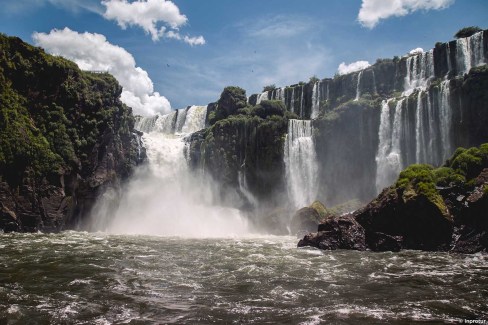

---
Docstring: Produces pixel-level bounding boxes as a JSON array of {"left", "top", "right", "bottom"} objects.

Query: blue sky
[{"left": 1, "top": 0, "right": 487, "bottom": 115}]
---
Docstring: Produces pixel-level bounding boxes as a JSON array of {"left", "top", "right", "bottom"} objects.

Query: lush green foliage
[
  {"left": 309, "top": 76, "right": 320, "bottom": 84},
  {"left": 262, "top": 84, "right": 276, "bottom": 92},
  {"left": 395, "top": 143, "right": 488, "bottom": 211},
  {"left": 250, "top": 100, "right": 285, "bottom": 118},
  {"left": 0, "top": 34, "right": 135, "bottom": 185},
  {"left": 454, "top": 26, "right": 482, "bottom": 39},
  {"left": 446, "top": 144, "right": 488, "bottom": 180}
]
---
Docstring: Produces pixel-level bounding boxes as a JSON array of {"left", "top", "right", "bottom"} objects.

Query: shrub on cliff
[
  {"left": 446, "top": 144, "right": 488, "bottom": 181},
  {"left": 454, "top": 26, "right": 482, "bottom": 39},
  {"left": 262, "top": 84, "right": 276, "bottom": 92},
  {"left": 211, "top": 86, "right": 248, "bottom": 125},
  {"left": 250, "top": 100, "right": 285, "bottom": 118}
]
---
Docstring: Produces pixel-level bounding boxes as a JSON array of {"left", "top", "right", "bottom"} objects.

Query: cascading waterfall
[
  {"left": 256, "top": 91, "right": 269, "bottom": 105},
  {"left": 455, "top": 31, "right": 486, "bottom": 75},
  {"left": 438, "top": 80, "right": 452, "bottom": 160},
  {"left": 90, "top": 104, "right": 249, "bottom": 236},
  {"left": 284, "top": 119, "right": 318, "bottom": 208},
  {"left": 404, "top": 50, "right": 434, "bottom": 95},
  {"left": 290, "top": 87, "right": 295, "bottom": 114},
  {"left": 181, "top": 105, "right": 208, "bottom": 134},
  {"left": 372, "top": 70, "right": 377, "bottom": 95},
  {"left": 354, "top": 71, "right": 363, "bottom": 101},
  {"left": 175, "top": 108, "right": 188, "bottom": 134},
  {"left": 375, "top": 99, "right": 405, "bottom": 192},
  {"left": 299, "top": 86, "right": 305, "bottom": 118},
  {"left": 311, "top": 81, "right": 320, "bottom": 119}
]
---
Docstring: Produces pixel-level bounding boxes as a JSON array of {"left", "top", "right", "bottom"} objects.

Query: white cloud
[
  {"left": 243, "top": 15, "right": 315, "bottom": 39},
  {"left": 166, "top": 31, "right": 206, "bottom": 46},
  {"left": 4, "top": 0, "right": 103, "bottom": 14},
  {"left": 409, "top": 47, "right": 424, "bottom": 55},
  {"left": 358, "top": 0, "right": 454, "bottom": 29},
  {"left": 32, "top": 28, "right": 170, "bottom": 116},
  {"left": 102, "top": 0, "right": 205, "bottom": 44},
  {"left": 337, "top": 61, "right": 371, "bottom": 75}
]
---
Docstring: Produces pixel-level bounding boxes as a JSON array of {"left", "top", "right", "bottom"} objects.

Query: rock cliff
[{"left": 0, "top": 34, "right": 141, "bottom": 232}]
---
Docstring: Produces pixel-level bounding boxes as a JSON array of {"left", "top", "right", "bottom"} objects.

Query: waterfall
[
  {"left": 372, "top": 70, "right": 377, "bottom": 95},
  {"left": 93, "top": 102, "right": 249, "bottom": 236},
  {"left": 135, "top": 115, "right": 159, "bottom": 133},
  {"left": 311, "top": 81, "right": 320, "bottom": 119},
  {"left": 354, "top": 71, "right": 363, "bottom": 101},
  {"left": 256, "top": 91, "right": 269, "bottom": 105},
  {"left": 404, "top": 50, "right": 434, "bottom": 95},
  {"left": 415, "top": 91, "right": 426, "bottom": 163},
  {"left": 238, "top": 170, "right": 258, "bottom": 208},
  {"left": 181, "top": 105, "right": 207, "bottom": 134},
  {"left": 375, "top": 99, "right": 404, "bottom": 192},
  {"left": 154, "top": 111, "right": 177, "bottom": 134},
  {"left": 290, "top": 87, "right": 295, "bottom": 114},
  {"left": 271, "top": 87, "right": 285, "bottom": 104},
  {"left": 455, "top": 31, "right": 486, "bottom": 75},
  {"left": 438, "top": 80, "right": 452, "bottom": 161},
  {"left": 299, "top": 86, "right": 304, "bottom": 118},
  {"left": 284, "top": 119, "right": 318, "bottom": 208},
  {"left": 175, "top": 108, "right": 188, "bottom": 134}
]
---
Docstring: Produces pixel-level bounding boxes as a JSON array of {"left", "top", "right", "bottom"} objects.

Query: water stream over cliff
[
  {"left": 89, "top": 105, "right": 250, "bottom": 237},
  {"left": 374, "top": 31, "right": 487, "bottom": 191},
  {"left": 284, "top": 119, "right": 318, "bottom": 208}
]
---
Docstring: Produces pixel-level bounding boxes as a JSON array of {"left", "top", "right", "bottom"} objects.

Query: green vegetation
[
  {"left": 446, "top": 144, "right": 488, "bottom": 181},
  {"left": 309, "top": 76, "right": 320, "bottom": 84},
  {"left": 262, "top": 84, "right": 276, "bottom": 92},
  {"left": 0, "top": 33, "right": 135, "bottom": 186},
  {"left": 454, "top": 26, "right": 482, "bottom": 39},
  {"left": 250, "top": 100, "right": 285, "bottom": 118},
  {"left": 394, "top": 143, "right": 488, "bottom": 213},
  {"left": 310, "top": 201, "right": 329, "bottom": 220}
]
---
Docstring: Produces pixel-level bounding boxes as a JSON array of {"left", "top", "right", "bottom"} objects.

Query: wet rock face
[
  {"left": 298, "top": 215, "right": 366, "bottom": 251},
  {"left": 355, "top": 188, "right": 454, "bottom": 251},
  {"left": 0, "top": 34, "right": 141, "bottom": 233}
]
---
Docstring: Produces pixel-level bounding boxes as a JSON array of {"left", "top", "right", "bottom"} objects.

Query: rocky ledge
[{"left": 299, "top": 144, "right": 488, "bottom": 254}]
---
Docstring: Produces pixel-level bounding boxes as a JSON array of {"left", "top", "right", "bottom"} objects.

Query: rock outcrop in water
[
  {"left": 0, "top": 34, "right": 141, "bottom": 232},
  {"left": 298, "top": 143, "right": 488, "bottom": 253}
]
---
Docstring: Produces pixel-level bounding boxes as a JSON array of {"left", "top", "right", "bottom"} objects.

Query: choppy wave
[{"left": 1, "top": 232, "right": 487, "bottom": 324}]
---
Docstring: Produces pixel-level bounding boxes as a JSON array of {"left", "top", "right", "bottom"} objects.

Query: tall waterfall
[
  {"left": 311, "top": 82, "right": 320, "bottom": 119},
  {"left": 375, "top": 99, "right": 404, "bottom": 192},
  {"left": 404, "top": 50, "right": 434, "bottom": 95},
  {"left": 284, "top": 119, "right": 318, "bottom": 208},
  {"left": 90, "top": 104, "right": 249, "bottom": 236},
  {"left": 455, "top": 31, "right": 485, "bottom": 75},
  {"left": 354, "top": 71, "right": 363, "bottom": 101},
  {"left": 256, "top": 91, "right": 269, "bottom": 105}
]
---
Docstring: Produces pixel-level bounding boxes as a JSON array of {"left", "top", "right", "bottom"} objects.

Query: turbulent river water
[{"left": 1, "top": 232, "right": 487, "bottom": 324}]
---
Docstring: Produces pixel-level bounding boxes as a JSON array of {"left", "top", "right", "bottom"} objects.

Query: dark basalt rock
[
  {"left": 298, "top": 215, "right": 366, "bottom": 251},
  {"left": 366, "top": 232, "right": 403, "bottom": 252},
  {"left": 0, "top": 34, "right": 141, "bottom": 233},
  {"left": 355, "top": 187, "right": 453, "bottom": 251}
]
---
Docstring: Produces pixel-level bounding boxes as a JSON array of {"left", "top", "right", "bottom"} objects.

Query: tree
[
  {"left": 263, "top": 84, "right": 276, "bottom": 92},
  {"left": 454, "top": 26, "right": 482, "bottom": 39}
]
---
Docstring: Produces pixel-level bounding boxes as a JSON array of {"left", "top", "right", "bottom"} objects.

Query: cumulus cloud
[
  {"left": 409, "top": 47, "right": 424, "bottom": 55},
  {"left": 358, "top": 0, "right": 454, "bottom": 29},
  {"left": 337, "top": 61, "right": 371, "bottom": 75},
  {"left": 32, "top": 28, "right": 170, "bottom": 116},
  {"left": 102, "top": 0, "right": 205, "bottom": 44}
]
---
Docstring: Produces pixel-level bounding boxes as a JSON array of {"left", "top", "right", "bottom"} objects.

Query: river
[{"left": 1, "top": 232, "right": 487, "bottom": 324}]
